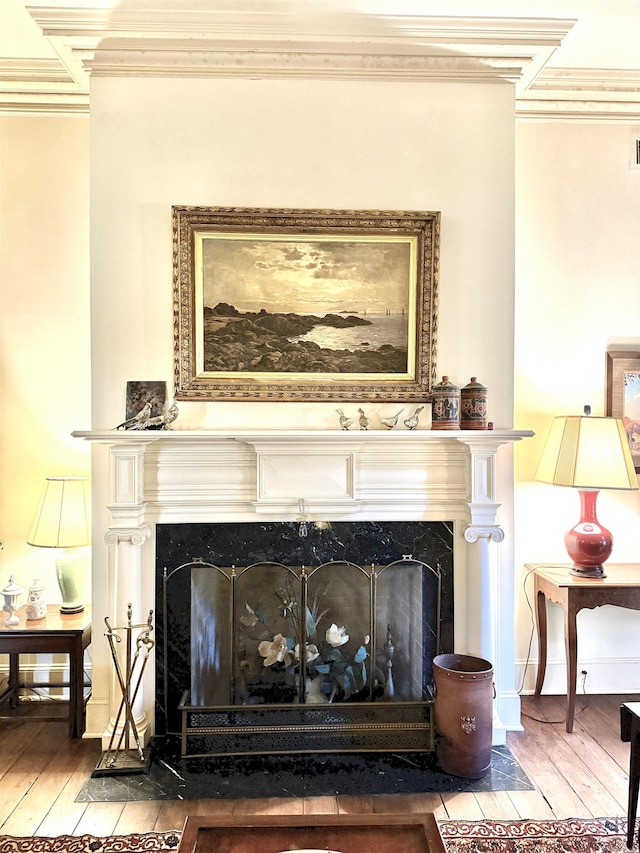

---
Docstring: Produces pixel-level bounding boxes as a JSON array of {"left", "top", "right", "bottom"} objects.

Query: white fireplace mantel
[{"left": 74, "top": 427, "right": 533, "bottom": 748}]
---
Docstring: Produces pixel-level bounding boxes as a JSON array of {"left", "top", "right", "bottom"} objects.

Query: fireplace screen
[{"left": 156, "top": 521, "right": 453, "bottom": 757}]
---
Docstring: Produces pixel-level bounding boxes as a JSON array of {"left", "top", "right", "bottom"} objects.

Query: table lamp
[
  {"left": 27, "top": 476, "right": 90, "bottom": 613},
  {"left": 535, "top": 414, "right": 639, "bottom": 578}
]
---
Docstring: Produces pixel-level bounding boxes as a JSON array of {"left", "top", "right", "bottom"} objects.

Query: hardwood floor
[{"left": 0, "top": 694, "right": 635, "bottom": 836}]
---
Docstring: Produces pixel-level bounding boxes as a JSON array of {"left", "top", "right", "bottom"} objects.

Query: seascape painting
[
  {"left": 196, "top": 235, "right": 415, "bottom": 378},
  {"left": 172, "top": 207, "right": 440, "bottom": 401}
]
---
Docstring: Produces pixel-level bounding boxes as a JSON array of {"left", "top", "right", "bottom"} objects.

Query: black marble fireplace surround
[{"left": 154, "top": 521, "right": 454, "bottom": 745}]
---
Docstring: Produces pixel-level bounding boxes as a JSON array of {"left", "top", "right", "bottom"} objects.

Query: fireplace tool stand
[{"left": 93, "top": 605, "right": 154, "bottom": 776}]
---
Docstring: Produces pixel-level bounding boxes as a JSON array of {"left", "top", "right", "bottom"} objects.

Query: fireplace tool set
[{"left": 93, "top": 604, "right": 154, "bottom": 776}]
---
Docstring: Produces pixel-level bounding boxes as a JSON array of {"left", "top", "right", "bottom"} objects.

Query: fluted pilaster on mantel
[{"left": 74, "top": 426, "right": 533, "bottom": 745}]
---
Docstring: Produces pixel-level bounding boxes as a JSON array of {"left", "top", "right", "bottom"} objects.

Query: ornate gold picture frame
[{"left": 173, "top": 206, "right": 439, "bottom": 402}]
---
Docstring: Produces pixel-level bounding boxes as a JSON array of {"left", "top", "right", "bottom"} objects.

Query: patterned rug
[
  {"left": 0, "top": 835, "right": 181, "bottom": 853},
  {"left": 0, "top": 819, "right": 637, "bottom": 852},
  {"left": 439, "top": 817, "right": 637, "bottom": 852}
]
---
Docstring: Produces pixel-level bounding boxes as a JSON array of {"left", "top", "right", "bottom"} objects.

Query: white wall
[
  {"left": 90, "top": 77, "right": 516, "bottom": 432},
  {"left": 85, "top": 75, "right": 520, "bottom": 737},
  {"left": 514, "top": 120, "right": 640, "bottom": 694},
  {"left": 0, "top": 115, "right": 91, "bottom": 601}
]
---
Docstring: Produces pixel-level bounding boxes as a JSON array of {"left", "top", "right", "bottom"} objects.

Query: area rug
[
  {"left": 439, "top": 817, "right": 638, "bottom": 852},
  {"left": 0, "top": 835, "right": 181, "bottom": 853},
  {"left": 0, "top": 819, "right": 637, "bottom": 852}
]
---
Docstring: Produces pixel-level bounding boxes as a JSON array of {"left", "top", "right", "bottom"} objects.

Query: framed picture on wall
[
  {"left": 172, "top": 206, "right": 439, "bottom": 402},
  {"left": 606, "top": 351, "right": 640, "bottom": 473}
]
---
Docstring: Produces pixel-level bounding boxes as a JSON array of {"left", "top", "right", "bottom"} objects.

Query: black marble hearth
[{"left": 77, "top": 740, "right": 532, "bottom": 802}]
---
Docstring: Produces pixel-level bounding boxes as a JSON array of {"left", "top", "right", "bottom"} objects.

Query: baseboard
[{"left": 517, "top": 656, "right": 640, "bottom": 695}]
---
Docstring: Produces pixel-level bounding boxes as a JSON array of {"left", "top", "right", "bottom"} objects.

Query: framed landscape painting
[
  {"left": 606, "top": 351, "right": 640, "bottom": 473},
  {"left": 172, "top": 206, "right": 439, "bottom": 401}
]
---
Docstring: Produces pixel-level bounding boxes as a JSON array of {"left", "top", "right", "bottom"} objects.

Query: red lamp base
[{"left": 564, "top": 489, "right": 612, "bottom": 579}]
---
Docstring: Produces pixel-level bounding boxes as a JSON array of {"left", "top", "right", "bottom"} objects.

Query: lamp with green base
[{"left": 27, "top": 476, "right": 90, "bottom": 613}]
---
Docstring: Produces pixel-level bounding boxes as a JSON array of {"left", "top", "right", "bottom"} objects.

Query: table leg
[
  {"left": 622, "top": 708, "right": 640, "bottom": 849},
  {"left": 629, "top": 737, "right": 640, "bottom": 848},
  {"left": 564, "top": 597, "right": 579, "bottom": 733},
  {"left": 69, "top": 638, "right": 85, "bottom": 738},
  {"left": 534, "top": 587, "right": 548, "bottom": 694},
  {"left": 8, "top": 653, "right": 19, "bottom": 709}
]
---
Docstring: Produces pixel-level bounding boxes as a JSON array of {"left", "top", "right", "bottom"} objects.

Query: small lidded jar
[
  {"left": 431, "top": 376, "right": 460, "bottom": 430},
  {"left": 461, "top": 377, "right": 488, "bottom": 430},
  {"left": 26, "top": 578, "right": 46, "bottom": 621}
]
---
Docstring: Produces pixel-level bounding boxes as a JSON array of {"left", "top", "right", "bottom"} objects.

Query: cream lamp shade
[
  {"left": 535, "top": 415, "right": 638, "bottom": 490},
  {"left": 27, "top": 476, "right": 90, "bottom": 613},
  {"left": 535, "top": 415, "right": 638, "bottom": 578}
]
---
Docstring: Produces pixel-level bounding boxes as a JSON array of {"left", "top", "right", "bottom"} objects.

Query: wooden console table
[
  {"left": 0, "top": 605, "right": 91, "bottom": 738},
  {"left": 178, "top": 813, "right": 446, "bottom": 853},
  {"left": 528, "top": 563, "right": 640, "bottom": 733}
]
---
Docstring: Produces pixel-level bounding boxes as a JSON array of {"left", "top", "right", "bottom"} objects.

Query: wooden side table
[
  {"left": 0, "top": 605, "right": 92, "bottom": 738},
  {"left": 527, "top": 563, "right": 640, "bottom": 733}
]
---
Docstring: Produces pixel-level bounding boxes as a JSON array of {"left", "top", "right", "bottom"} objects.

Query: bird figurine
[
  {"left": 381, "top": 409, "right": 404, "bottom": 430},
  {"left": 403, "top": 406, "right": 424, "bottom": 431},
  {"left": 358, "top": 408, "right": 371, "bottom": 430},
  {"left": 336, "top": 408, "right": 353, "bottom": 430},
  {"left": 115, "top": 401, "right": 152, "bottom": 430},
  {"left": 134, "top": 401, "right": 179, "bottom": 430}
]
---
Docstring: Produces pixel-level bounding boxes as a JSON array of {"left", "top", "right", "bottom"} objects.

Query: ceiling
[{"left": 1, "top": 1, "right": 639, "bottom": 120}]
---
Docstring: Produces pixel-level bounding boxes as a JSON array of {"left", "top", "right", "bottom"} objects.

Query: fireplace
[
  {"left": 156, "top": 520, "right": 453, "bottom": 755},
  {"left": 73, "top": 427, "right": 532, "bottom": 749}
]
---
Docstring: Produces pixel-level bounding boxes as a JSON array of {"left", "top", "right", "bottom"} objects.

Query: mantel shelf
[{"left": 73, "top": 428, "right": 534, "bottom": 444}]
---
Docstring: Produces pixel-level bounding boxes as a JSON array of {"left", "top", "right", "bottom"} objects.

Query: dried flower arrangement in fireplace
[{"left": 237, "top": 575, "right": 374, "bottom": 704}]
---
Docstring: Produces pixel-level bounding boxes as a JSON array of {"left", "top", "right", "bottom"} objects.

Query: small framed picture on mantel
[
  {"left": 606, "top": 351, "right": 640, "bottom": 473},
  {"left": 125, "top": 381, "right": 167, "bottom": 421}
]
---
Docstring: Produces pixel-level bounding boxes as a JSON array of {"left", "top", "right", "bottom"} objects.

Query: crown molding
[
  {"left": 3, "top": 7, "right": 638, "bottom": 121},
  {"left": 0, "top": 57, "right": 72, "bottom": 84},
  {"left": 516, "top": 99, "right": 640, "bottom": 124},
  {"left": 516, "top": 67, "right": 640, "bottom": 123},
  {"left": 0, "top": 92, "right": 89, "bottom": 115},
  {"left": 81, "top": 48, "right": 532, "bottom": 84},
  {"left": 27, "top": 6, "right": 573, "bottom": 48},
  {"left": 24, "top": 6, "right": 571, "bottom": 89},
  {"left": 531, "top": 67, "right": 640, "bottom": 95}
]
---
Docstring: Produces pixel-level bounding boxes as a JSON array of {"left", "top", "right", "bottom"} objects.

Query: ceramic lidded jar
[
  {"left": 26, "top": 578, "right": 46, "bottom": 621},
  {"left": 431, "top": 375, "right": 460, "bottom": 430},
  {"left": 461, "top": 377, "right": 488, "bottom": 430}
]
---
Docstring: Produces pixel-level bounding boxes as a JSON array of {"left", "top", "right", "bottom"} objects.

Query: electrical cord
[{"left": 516, "top": 564, "right": 537, "bottom": 695}]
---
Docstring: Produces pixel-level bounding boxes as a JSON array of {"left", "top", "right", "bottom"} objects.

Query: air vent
[{"left": 630, "top": 134, "right": 640, "bottom": 170}]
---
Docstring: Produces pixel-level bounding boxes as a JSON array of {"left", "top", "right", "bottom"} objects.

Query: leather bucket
[{"left": 433, "top": 653, "right": 494, "bottom": 779}]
